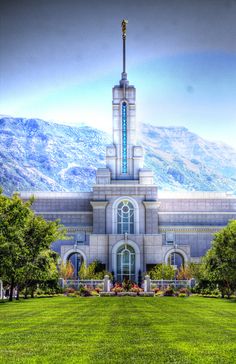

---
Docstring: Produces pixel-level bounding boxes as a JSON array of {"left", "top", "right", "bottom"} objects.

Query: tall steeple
[
  {"left": 96, "top": 20, "right": 153, "bottom": 185},
  {"left": 104, "top": 19, "right": 144, "bottom": 181}
]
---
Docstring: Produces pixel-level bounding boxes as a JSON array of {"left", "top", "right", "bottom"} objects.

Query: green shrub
[
  {"left": 163, "top": 287, "right": 175, "bottom": 296},
  {"left": 178, "top": 287, "right": 190, "bottom": 296},
  {"left": 155, "top": 290, "right": 164, "bottom": 296},
  {"left": 122, "top": 279, "right": 132, "bottom": 292},
  {"left": 149, "top": 264, "right": 175, "bottom": 280},
  {"left": 78, "top": 285, "right": 91, "bottom": 297}
]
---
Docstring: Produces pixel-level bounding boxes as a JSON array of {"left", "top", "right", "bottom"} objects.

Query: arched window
[
  {"left": 117, "top": 200, "right": 134, "bottom": 234},
  {"left": 117, "top": 244, "right": 135, "bottom": 282},
  {"left": 168, "top": 252, "right": 184, "bottom": 268}
]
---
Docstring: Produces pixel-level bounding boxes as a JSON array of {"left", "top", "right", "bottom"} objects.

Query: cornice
[
  {"left": 66, "top": 226, "right": 92, "bottom": 233},
  {"left": 143, "top": 201, "right": 161, "bottom": 209},
  {"left": 158, "top": 211, "right": 236, "bottom": 215},
  {"left": 35, "top": 211, "right": 92, "bottom": 215},
  {"left": 159, "top": 226, "right": 223, "bottom": 233},
  {"left": 90, "top": 201, "right": 109, "bottom": 209}
]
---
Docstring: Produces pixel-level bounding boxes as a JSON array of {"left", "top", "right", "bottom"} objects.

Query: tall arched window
[
  {"left": 117, "top": 200, "right": 134, "bottom": 234},
  {"left": 117, "top": 244, "right": 135, "bottom": 282}
]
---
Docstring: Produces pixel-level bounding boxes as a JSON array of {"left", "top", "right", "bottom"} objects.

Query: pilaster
[
  {"left": 90, "top": 201, "right": 108, "bottom": 234},
  {"left": 143, "top": 201, "right": 161, "bottom": 234}
]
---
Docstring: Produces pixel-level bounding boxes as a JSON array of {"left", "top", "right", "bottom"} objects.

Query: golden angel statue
[{"left": 122, "top": 19, "right": 128, "bottom": 38}]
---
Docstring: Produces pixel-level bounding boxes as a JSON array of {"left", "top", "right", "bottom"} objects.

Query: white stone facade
[{"left": 19, "top": 31, "right": 236, "bottom": 282}]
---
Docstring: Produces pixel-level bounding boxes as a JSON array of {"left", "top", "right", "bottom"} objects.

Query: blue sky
[{"left": 0, "top": 0, "right": 236, "bottom": 147}]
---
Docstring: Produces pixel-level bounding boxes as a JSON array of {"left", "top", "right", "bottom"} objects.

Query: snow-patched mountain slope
[{"left": 0, "top": 117, "right": 236, "bottom": 195}]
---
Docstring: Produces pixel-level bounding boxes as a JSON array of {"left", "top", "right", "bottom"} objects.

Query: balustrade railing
[
  {"left": 150, "top": 279, "right": 195, "bottom": 290},
  {"left": 60, "top": 279, "right": 104, "bottom": 289}
]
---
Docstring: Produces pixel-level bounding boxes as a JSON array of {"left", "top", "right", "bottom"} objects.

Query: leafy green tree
[
  {"left": 0, "top": 192, "right": 33, "bottom": 301},
  {"left": 188, "top": 262, "right": 204, "bottom": 281},
  {"left": 22, "top": 250, "right": 59, "bottom": 299},
  {"left": 78, "top": 259, "right": 110, "bottom": 279},
  {"left": 20, "top": 214, "right": 65, "bottom": 298},
  {"left": 149, "top": 264, "right": 175, "bottom": 280},
  {"left": 0, "top": 190, "right": 66, "bottom": 301},
  {"left": 203, "top": 220, "right": 236, "bottom": 298}
]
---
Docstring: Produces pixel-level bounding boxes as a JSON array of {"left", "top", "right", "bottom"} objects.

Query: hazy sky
[{"left": 0, "top": 0, "right": 236, "bottom": 147}]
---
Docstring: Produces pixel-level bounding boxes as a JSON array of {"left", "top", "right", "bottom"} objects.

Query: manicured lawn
[{"left": 0, "top": 296, "right": 236, "bottom": 363}]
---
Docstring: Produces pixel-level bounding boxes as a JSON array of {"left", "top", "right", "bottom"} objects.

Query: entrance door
[{"left": 117, "top": 244, "right": 135, "bottom": 282}]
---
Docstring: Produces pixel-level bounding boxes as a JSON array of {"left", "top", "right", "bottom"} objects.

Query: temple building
[{"left": 20, "top": 20, "right": 236, "bottom": 281}]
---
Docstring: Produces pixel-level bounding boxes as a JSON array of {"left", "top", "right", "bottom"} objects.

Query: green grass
[{"left": 0, "top": 296, "right": 236, "bottom": 364}]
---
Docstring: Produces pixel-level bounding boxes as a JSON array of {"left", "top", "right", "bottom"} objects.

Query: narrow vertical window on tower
[{"left": 122, "top": 102, "right": 127, "bottom": 173}]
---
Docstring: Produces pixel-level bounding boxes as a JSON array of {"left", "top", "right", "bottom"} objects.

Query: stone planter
[
  {"left": 117, "top": 292, "right": 137, "bottom": 296},
  {"left": 138, "top": 292, "right": 155, "bottom": 297},
  {"left": 100, "top": 292, "right": 116, "bottom": 297}
]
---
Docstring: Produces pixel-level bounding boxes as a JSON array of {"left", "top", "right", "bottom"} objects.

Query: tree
[
  {"left": 203, "top": 220, "right": 236, "bottom": 298},
  {"left": 78, "top": 260, "right": 110, "bottom": 280},
  {"left": 176, "top": 264, "right": 196, "bottom": 280},
  {"left": 149, "top": 264, "right": 175, "bottom": 280},
  {"left": 59, "top": 261, "right": 75, "bottom": 280},
  {"left": 187, "top": 262, "right": 203, "bottom": 281},
  {"left": 20, "top": 214, "right": 65, "bottom": 298},
  {"left": 78, "top": 261, "right": 87, "bottom": 279},
  {"left": 23, "top": 250, "right": 59, "bottom": 299},
  {"left": 0, "top": 192, "right": 33, "bottom": 301},
  {"left": 21, "top": 215, "right": 65, "bottom": 296},
  {"left": 0, "top": 191, "right": 66, "bottom": 301}
]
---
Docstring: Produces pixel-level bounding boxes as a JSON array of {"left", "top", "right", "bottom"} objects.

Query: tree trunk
[
  {"left": 24, "top": 287, "right": 28, "bottom": 299},
  {"left": 9, "top": 277, "right": 14, "bottom": 302}
]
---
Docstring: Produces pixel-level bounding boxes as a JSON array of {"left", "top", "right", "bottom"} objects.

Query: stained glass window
[{"left": 122, "top": 102, "right": 127, "bottom": 173}]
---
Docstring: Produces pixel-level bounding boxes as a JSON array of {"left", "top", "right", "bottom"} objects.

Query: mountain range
[{"left": 0, "top": 116, "right": 236, "bottom": 195}]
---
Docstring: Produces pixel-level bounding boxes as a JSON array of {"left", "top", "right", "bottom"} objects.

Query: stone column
[
  {"left": 103, "top": 275, "right": 110, "bottom": 292},
  {"left": 90, "top": 201, "right": 108, "bottom": 234},
  {"left": 144, "top": 275, "right": 151, "bottom": 293},
  {"left": 143, "top": 201, "right": 160, "bottom": 234}
]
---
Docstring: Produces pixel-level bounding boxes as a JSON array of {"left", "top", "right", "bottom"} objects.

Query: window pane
[
  {"left": 123, "top": 250, "right": 129, "bottom": 264},
  {"left": 123, "top": 266, "right": 130, "bottom": 275},
  {"left": 131, "top": 254, "right": 135, "bottom": 268},
  {"left": 117, "top": 254, "right": 121, "bottom": 274},
  {"left": 117, "top": 200, "right": 135, "bottom": 234}
]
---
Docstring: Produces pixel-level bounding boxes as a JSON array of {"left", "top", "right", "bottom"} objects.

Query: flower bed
[{"left": 111, "top": 282, "right": 144, "bottom": 296}]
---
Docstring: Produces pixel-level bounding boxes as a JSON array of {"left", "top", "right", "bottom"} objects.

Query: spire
[{"left": 120, "top": 19, "right": 129, "bottom": 86}]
